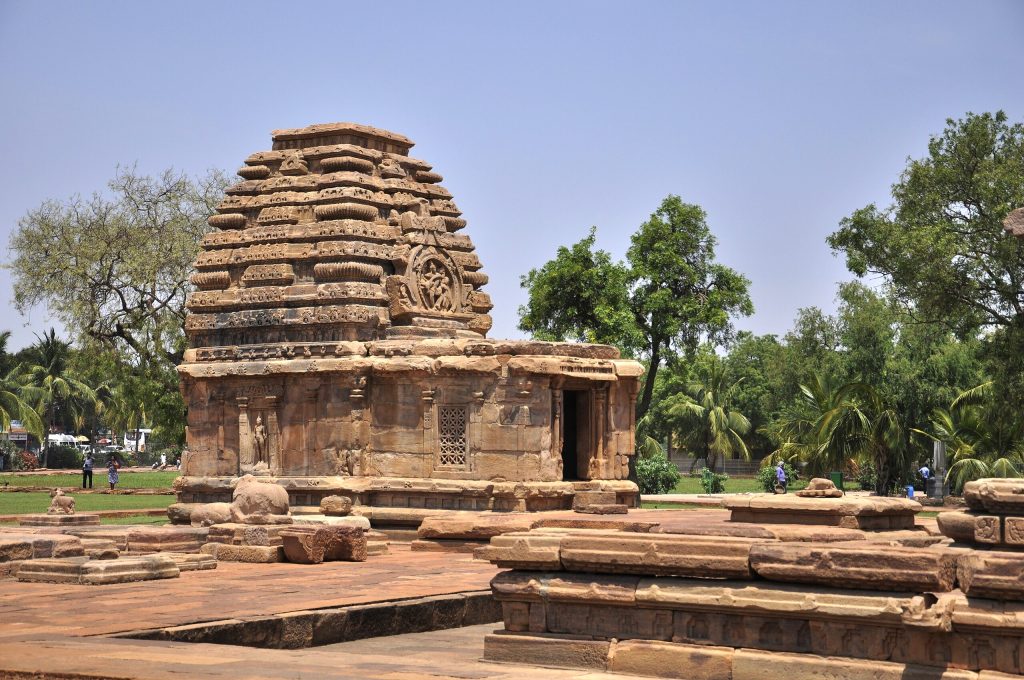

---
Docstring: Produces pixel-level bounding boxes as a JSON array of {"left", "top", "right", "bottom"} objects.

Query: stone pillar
[
  {"left": 265, "top": 395, "right": 281, "bottom": 475},
  {"left": 593, "top": 387, "right": 607, "bottom": 480},
  {"left": 237, "top": 397, "right": 253, "bottom": 473},
  {"left": 422, "top": 388, "right": 435, "bottom": 472},
  {"left": 303, "top": 386, "right": 319, "bottom": 476},
  {"left": 216, "top": 394, "right": 226, "bottom": 466}
]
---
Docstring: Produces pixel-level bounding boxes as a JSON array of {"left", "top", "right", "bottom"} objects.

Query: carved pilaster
[
  {"left": 265, "top": 395, "right": 281, "bottom": 475},
  {"left": 303, "top": 385, "right": 319, "bottom": 476},
  {"left": 237, "top": 397, "right": 253, "bottom": 474},
  {"left": 593, "top": 387, "right": 607, "bottom": 479}
]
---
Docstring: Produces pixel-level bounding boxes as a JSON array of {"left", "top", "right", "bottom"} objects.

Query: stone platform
[
  {"left": 724, "top": 494, "right": 921, "bottom": 530},
  {"left": 17, "top": 512, "right": 100, "bottom": 527},
  {"left": 17, "top": 555, "right": 180, "bottom": 585}
]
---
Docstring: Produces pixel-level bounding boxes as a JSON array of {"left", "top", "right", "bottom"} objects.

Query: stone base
[
  {"left": 162, "top": 552, "right": 218, "bottom": 572},
  {"left": 17, "top": 555, "right": 179, "bottom": 585},
  {"left": 483, "top": 633, "right": 983, "bottom": 680},
  {"left": 292, "top": 515, "right": 371, "bottom": 530},
  {"left": 573, "top": 504, "right": 628, "bottom": 515},
  {"left": 724, "top": 495, "right": 920, "bottom": 530},
  {"left": 18, "top": 513, "right": 100, "bottom": 527},
  {"left": 200, "top": 542, "right": 283, "bottom": 563},
  {"left": 176, "top": 476, "right": 641, "bottom": 513}
]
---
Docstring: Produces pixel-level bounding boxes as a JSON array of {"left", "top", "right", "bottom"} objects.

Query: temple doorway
[{"left": 561, "top": 390, "right": 592, "bottom": 481}]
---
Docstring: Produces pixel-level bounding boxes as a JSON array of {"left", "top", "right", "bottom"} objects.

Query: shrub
[
  {"left": 758, "top": 462, "right": 798, "bottom": 493},
  {"left": 636, "top": 451, "right": 681, "bottom": 494},
  {"left": 46, "top": 445, "right": 82, "bottom": 469},
  {"left": 16, "top": 451, "right": 39, "bottom": 471},
  {"left": 855, "top": 462, "right": 877, "bottom": 492},
  {"left": 690, "top": 469, "right": 729, "bottom": 494}
]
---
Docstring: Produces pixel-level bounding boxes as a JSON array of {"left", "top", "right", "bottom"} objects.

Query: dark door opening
[
  {"left": 561, "top": 390, "right": 592, "bottom": 481},
  {"left": 561, "top": 391, "right": 579, "bottom": 480}
]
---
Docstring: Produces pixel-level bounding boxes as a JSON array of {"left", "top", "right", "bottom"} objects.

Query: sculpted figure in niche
[
  {"left": 419, "top": 260, "right": 454, "bottom": 312},
  {"left": 253, "top": 415, "right": 268, "bottom": 465}
]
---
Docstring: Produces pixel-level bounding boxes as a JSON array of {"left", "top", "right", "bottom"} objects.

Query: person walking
[
  {"left": 82, "top": 452, "right": 94, "bottom": 489},
  {"left": 107, "top": 456, "right": 120, "bottom": 491},
  {"left": 775, "top": 462, "right": 788, "bottom": 494}
]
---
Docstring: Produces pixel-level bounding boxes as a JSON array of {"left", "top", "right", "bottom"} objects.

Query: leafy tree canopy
[
  {"left": 8, "top": 166, "right": 228, "bottom": 371},
  {"left": 519, "top": 195, "right": 753, "bottom": 417}
]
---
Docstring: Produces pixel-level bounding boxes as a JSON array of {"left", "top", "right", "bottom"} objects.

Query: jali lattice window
[{"left": 438, "top": 406, "right": 468, "bottom": 467}]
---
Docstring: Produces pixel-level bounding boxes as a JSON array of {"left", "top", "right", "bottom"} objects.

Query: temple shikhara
[{"left": 175, "top": 122, "right": 642, "bottom": 510}]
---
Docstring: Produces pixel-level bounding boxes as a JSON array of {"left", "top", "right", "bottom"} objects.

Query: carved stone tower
[{"left": 177, "top": 123, "right": 642, "bottom": 511}]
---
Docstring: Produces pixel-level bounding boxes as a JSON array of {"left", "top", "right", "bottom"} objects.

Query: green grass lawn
[
  {"left": 0, "top": 492, "right": 175, "bottom": 516},
  {"left": 100, "top": 514, "right": 168, "bottom": 525},
  {"left": 0, "top": 470, "right": 179, "bottom": 490}
]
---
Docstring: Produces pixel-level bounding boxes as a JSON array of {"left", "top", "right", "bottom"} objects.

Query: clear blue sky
[{"left": 1, "top": 0, "right": 1022, "bottom": 352}]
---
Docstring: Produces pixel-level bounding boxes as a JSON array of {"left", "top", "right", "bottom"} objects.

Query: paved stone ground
[
  {"left": 0, "top": 544, "right": 499, "bottom": 639},
  {"left": 0, "top": 624, "right": 627, "bottom": 679}
]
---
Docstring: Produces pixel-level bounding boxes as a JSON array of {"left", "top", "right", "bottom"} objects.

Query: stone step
[{"left": 17, "top": 555, "right": 180, "bottom": 585}]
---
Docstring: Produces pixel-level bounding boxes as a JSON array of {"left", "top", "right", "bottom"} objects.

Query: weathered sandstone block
[
  {"left": 126, "top": 527, "right": 209, "bottom": 553},
  {"left": 794, "top": 477, "right": 844, "bottom": 498},
  {"left": 17, "top": 555, "right": 179, "bottom": 585},
  {"left": 189, "top": 502, "right": 232, "bottom": 527},
  {"left": 572, "top": 490, "right": 617, "bottom": 510},
  {"left": 559, "top": 532, "right": 757, "bottom": 579},
  {"left": 280, "top": 526, "right": 367, "bottom": 564},
  {"left": 726, "top": 495, "right": 919, "bottom": 530},
  {"left": 17, "top": 513, "right": 100, "bottom": 527},
  {"left": 748, "top": 542, "right": 958, "bottom": 591},
  {"left": 200, "top": 542, "right": 283, "bottom": 563},
  {"left": 0, "top": 538, "right": 33, "bottom": 563},
  {"left": 320, "top": 495, "right": 353, "bottom": 516},
  {"left": 608, "top": 640, "right": 734, "bottom": 680},
  {"left": 964, "top": 478, "right": 1024, "bottom": 514},
  {"left": 958, "top": 551, "right": 1024, "bottom": 600},
  {"left": 483, "top": 632, "right": 609, "bottom": 670},
  {"left": 476, "top": 532, "right": 564, "bottom": 570}
]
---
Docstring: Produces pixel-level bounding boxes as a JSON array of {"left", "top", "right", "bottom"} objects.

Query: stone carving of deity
[
  {"left": 418, "top": 260, "right": 454, "bottom": 312},
  {"left": 253, "top": 415, "right": 268, "bottom": 465}
]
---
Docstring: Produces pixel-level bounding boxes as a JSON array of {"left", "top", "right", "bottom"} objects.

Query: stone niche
[{"left": 176, "top": 122, "right": 643, "bottom": 510}]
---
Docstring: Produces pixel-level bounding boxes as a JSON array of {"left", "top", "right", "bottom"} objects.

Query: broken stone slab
[
  {"left": 60, "top": 527, "right": 131, "bottom": 551},
  {"left": 320, "top": 495, "right": 353, "bottom": 516},
  {"left": 491, "top": 570, "right": 642, "bottom": 606},
  {"left": 410, "top": 539, "right": 482, "bottom": 553},
  {"left": 206, "top": 522, "right": 287, "bottom": 546},
  {"left": 607, "top": 640, "right": 734, "bottom": 680},
  {"left": 81, "top": 538, "right": 119, "bottom": 560},
  {"left": 573, "top": 503, "right": 629, "bottom": 515},
  {"left": 417, "top": 513, "right": 538, "bottom": 540},
  {"left": 725, "top": 495, "right": 920, "bottom": 530},
  {"left": 166, "top": 502, "right": 200, "bottom": 525},
  {"left": 162, "top": 552, "right": 217, "bottom": 572},
  {"left": 559, "top": 531, "right": 758, "bottom": 579},
  {"left": 0, "top": 537, "right": 33, "bottom": 563},
  {"left": 654, "top": 520, "right": 868, "bottom": 543},
  {"left": 126, "top": 527, "right": 209, "bottom": 553},
  {"left": 631, "top": 579, "right": 953, "bottom": 630},
  {"left": 732, "top": 648, "right": 978, "bottom": 680},
  {"left": 17, "top": 555, "right": 179, "bottom": 585},
  {"left": 748, "top": 542, "right": 958, "bottom": 592},
  {"left": 476, "top": 531, "right": 567, "bottom": 570},
  {"left": 964, "top": 478, "right": 1024, "bottom": 514},
  {"left": 280, "top": 526, "right": 367, "bottom": 564},
  {"left": 17, "top": 513, "right": 100, "bottom": 527},
  {"left": 483, "top": 631, "right": 610, "bottom": 670},
  {"left": 572, "top": 490, "right": 616, "bottom": 510},
  {"left": 958, "top": 551, "right": 1024, "bottom": 600},
  {"left": 200, "top": 542, "right": 283, "bottom": 563},
  {"left": 292, "top": 514, "right": 370, "bottom": 530},
  {"left": 0, "top": 533, "right": 84, "bottom": 558}
]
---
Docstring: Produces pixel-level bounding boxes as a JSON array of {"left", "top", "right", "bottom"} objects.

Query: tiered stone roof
[{"left": 185, "top": 122, "right": 492, "bottom": 350}]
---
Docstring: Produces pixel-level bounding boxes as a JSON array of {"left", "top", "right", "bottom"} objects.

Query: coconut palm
[
  {"left": 667, "top": 358, "right": 751, "bottom": 472},
  {"left": 0, "top": 364, "right": 44, "bottom": 444},
  {"left": 23, "top": 329, "right": 96, "bottom": 466},
  {"left": 765, "top": 373, "right": 906, "bottom": 495},
  {"left": 915, "top": 382, "right": 1024, "bottom": 492}
]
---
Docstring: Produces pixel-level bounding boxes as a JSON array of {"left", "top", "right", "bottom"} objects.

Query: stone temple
[{"left": 175, "top": 122, "right": 642, "bottom": 511}]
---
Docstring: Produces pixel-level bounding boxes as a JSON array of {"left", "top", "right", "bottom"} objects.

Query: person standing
[
  {"left": 82, "top": 452, "right": 94, "bottom": 489},
  {"left": 775, "top": 462, "right": 788, "bottom": 494},
  {"left": 107, "top": 456, "right": 120, "bottom": 491}
]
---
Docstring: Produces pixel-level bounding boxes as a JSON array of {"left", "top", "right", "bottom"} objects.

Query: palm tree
[
  {"left": 0, "top": 364, "right": 44, "bottom": 446},
  {"left": 668, "top": 358, "right": 751, "bottom": 472},
  {"left": 915, "top": 382, "right": 1024, "bottom": 492},
  {"left": 765, "top": 374, "right": 906, "bottom": 495},
  {"left": 24, "top": 329, "right": 96, "bottom": 467}
]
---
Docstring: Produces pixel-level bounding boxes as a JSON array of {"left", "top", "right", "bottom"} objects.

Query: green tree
[
  {"left": 665, "top": 357, "right": 752, "bottom": 472},
  {"left": 828, "top": 111, "right": 1024, "bottom": 404},
  {"left": 518, "top": 227, "right": 636, "bottom": 347},
  {"left": 519, "top": 195, "right": 753, "bottom": 418},
  {"left": 8, "top": 166, "right": 227, "bottom": 371}
]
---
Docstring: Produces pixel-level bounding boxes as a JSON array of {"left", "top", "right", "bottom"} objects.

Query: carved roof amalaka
[{"left": 185, "top": 123, "right": 493, "bottom": 350}]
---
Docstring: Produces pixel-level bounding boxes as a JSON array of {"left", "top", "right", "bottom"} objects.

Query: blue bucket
[{"left": 906, "top": 485, "right": 914, "bottom": 499}]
